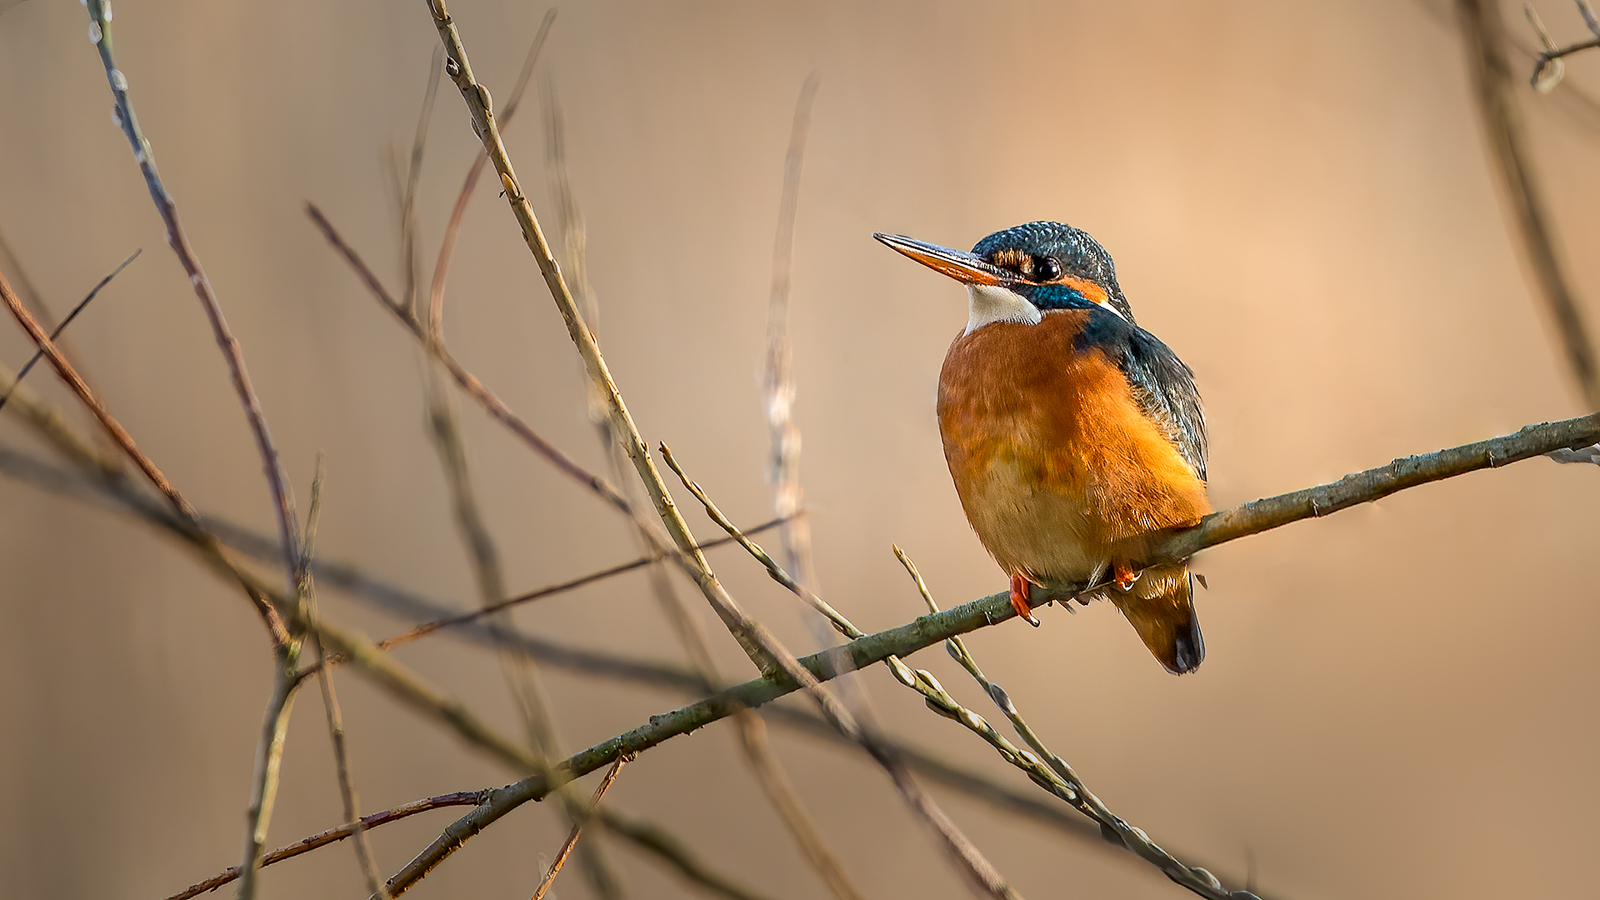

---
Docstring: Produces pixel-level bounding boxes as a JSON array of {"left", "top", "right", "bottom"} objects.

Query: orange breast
[{"left": 937, "top": 311, "right": 1209, "bottom": 582}]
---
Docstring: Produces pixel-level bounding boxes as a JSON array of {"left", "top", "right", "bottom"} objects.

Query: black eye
[{"left": 1034, "top": 256, "right": 1062, "bottom": 282}]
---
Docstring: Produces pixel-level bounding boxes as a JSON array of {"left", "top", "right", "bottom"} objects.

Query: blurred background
[{"left": 1, "top": 0, "right": 1598, "bottom": 897}]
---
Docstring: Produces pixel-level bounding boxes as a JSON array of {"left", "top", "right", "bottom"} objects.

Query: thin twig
[
  {"left": 85, "top": 0, "right": 305, "bottom": 609},
  {"left": 0, "top": 248, "right": 138, "bottom": 414},
  {"left": 165, "top": 791, "right": 488, "bottom": 900},
  {"left": 1459, "top": 0, "right": 1600, "bottom": 410},
  {"left": 1526, "top": 1, "right": 1600, "bottom": 89},
  {"left": 0, "top": 360, "right": 123, "bottom": 478},
  {"left": 893, "top": 549, "right": 1260, "bottom": 900},
  {"left": 398, "top": 45, "right": 444, "bottom": 320},
  {"left": 429, "top": 8, "right": 556, "bottom": 341},
  {"left": 365, "top": 517, "right": 790, "bottom": 654},
  {"left": 304, "top": 460, "right": 389, "bottom": 898},
  {"left": 532, "top": 755, "right": 631, "bottom": 900},
  {"left": 597, "top": 806, "right": 776, "bottom": 900}
]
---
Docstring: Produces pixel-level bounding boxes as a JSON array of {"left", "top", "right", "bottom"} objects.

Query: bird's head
[{"left": 874, "top": 221, "right": 1135, "bottom": 334}]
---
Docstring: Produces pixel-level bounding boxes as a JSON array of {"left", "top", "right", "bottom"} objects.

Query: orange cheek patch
[{"left": 1061, "top": 276, "right": 1108, "bottom": 305}]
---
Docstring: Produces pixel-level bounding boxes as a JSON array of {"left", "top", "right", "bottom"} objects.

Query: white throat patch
[{"left": 965, "top": 283, "right": 1042, "bottom": 335}]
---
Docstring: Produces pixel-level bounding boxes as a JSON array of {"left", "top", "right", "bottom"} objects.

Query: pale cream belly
[{"left": 957, "top": 457, "right": 1105, "bottom": 585}]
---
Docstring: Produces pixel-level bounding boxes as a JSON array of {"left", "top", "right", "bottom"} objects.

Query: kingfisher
[{"left": 875, "top": 222, "right": 1211, "bottom": 674}]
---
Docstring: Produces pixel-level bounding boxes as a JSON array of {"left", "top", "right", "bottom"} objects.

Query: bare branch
[
  {"left": 545, "top": 73, "right": 866, "bottom": 900},
  {"left": 165, "top": 791, "right": 487, "bottom": 900}
]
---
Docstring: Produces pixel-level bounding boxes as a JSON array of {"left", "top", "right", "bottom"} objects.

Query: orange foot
[
  {"left": 1113, "top": 561, "right": 1137, "bottom": 592},
  {"left": 1009, "top": 574, "right": 1041, "bottom": 627}
]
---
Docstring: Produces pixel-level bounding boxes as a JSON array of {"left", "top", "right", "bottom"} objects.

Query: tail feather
[{"left": 1111, "top": 565, "right": 1204, "bottom": 675}]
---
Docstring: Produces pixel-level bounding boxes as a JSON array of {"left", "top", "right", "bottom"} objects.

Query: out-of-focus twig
[
  {"left": 0, "top": 264, "right": 291, "bottom": 642},
  {"left": 1459, "top": 0, "right": 1600, "bottom": 410}
]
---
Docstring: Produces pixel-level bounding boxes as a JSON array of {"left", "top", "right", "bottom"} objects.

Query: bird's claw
[
  {"left": 1113, "top": 561, "right": 1137, "bottom": 592},
  {"left": 1009, "top": 574, "right": 1041, "bottom": 627}
]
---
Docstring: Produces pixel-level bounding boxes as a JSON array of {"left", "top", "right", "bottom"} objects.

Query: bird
[{"left": 875, "top": 222, "right": 1211, "bottom": 674}]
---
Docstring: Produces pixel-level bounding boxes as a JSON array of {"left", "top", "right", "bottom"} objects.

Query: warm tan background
[{"left": 2, "top": 0, "right": 1598, "bottom": 898}]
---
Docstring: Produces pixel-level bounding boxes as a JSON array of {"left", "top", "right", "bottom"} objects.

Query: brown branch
[
  {"left": 532, "top": 755, "right": 631, "bottom": 900},
  {"left": 1458, "top": 0, "right": 1600, "bottom": 410},
  {"left": 165, "top": 791, "right": 487, "bottom": 900}
]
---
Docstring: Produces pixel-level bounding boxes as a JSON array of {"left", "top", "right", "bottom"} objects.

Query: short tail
[{"left": 1111, "top": 565, "right": 1204, "bottom": 675}]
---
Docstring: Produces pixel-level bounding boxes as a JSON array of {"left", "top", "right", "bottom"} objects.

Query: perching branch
[
  {"left": 376, "top": 402, "right": 1597, "bottom": 895},
  {"left": 667, "top": 449, "right": 1252, "bottom": 898},
  {"left": 1151, "top": 411, "right": 1600, "bottom": 563}
]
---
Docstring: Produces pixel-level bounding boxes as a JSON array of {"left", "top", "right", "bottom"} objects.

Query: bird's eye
[{"left": 1033, "top": 256, "right": 1062, "bottom": 282}]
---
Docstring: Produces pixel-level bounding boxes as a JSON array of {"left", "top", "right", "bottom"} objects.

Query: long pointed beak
[{"left": 873, "top": 233, "right": 1015, "bottom": 287}]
